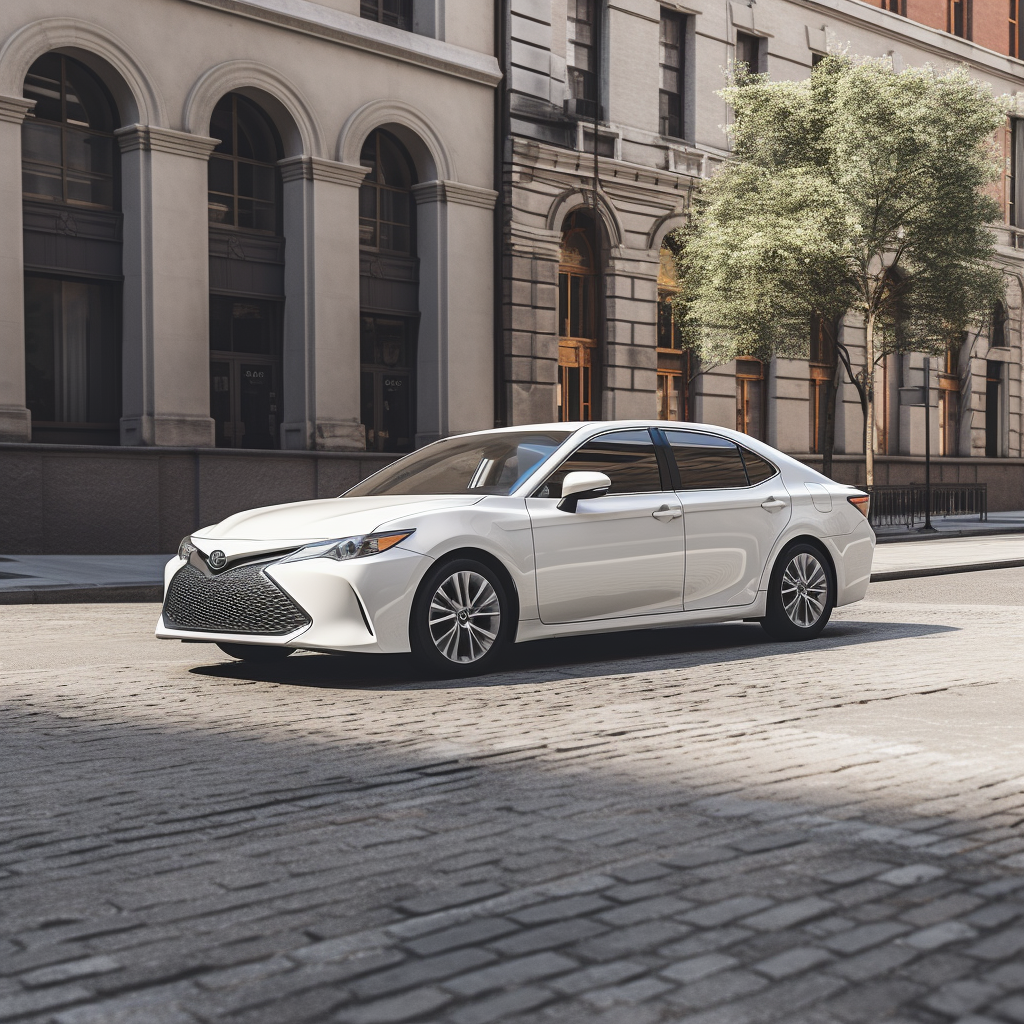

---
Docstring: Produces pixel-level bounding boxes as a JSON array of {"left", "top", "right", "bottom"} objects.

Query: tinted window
[
  {"left": 740, "top": 447, "right": 777, "bottom": 484},
  {"left": 665, "top": 430, "right": 748, "bottom": 489},
  {"left": 346, "top": 430, "right": 571, "bottom": 496},
  {"left": 535, "top": 429, "right": 663, "bottom": 498}
]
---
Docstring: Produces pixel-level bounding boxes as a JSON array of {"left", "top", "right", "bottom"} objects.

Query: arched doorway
[
  {"left": 207, "top": 92, "right": 285, "bottom": 449},
  {"left": 358, "top": 128, "right": 418, "bottom": 453},
  {"left": 22, "top": 53, "right": 122, "bottom": 445},
  {"left": 558, "top": 210, "right": 598, "bottom": 421}
]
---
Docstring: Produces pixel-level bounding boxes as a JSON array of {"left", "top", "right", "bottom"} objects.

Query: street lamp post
[{"left": 920, "top": 356, "right": 936, "bottom": 533}]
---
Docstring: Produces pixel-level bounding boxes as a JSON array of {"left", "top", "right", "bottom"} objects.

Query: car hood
[{"left": 193, "top": 494, "right": 483, "bottom": 551}]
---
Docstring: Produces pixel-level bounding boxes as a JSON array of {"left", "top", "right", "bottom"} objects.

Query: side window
[
  {"left": 535, "top": 429, "right": 664, "bottom": 498},
  {"left": 740, "top": 447, "right": 778, "bottom": 484},
  {"left": 665, "top": 430, "right": 748, "bottom": 489}
]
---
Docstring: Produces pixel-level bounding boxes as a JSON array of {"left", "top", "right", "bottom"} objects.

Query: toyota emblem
[{"left": 208, "top": 550, "right": 227, "bottom": 570}]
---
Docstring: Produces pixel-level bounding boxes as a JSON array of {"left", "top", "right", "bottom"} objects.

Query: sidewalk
[
  {"left": 873, "top": 509, "right": 1024, "bottom": 542},
  {"left": 0, "top": 554, "right": 169, "bottom": 604},
  {"left": 4, "top": 529, "right": 1024, "bottom": 603}
]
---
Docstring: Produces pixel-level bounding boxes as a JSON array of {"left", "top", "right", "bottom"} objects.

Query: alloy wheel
[
  {"left": 780, "top": 552, "right": 828, "bottom": 629},
  {"left": 428, "top": 570, "right": 501, "bottom": 664}
]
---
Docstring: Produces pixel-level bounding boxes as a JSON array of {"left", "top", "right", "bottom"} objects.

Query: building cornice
[
  {"left": 793, "top": 0, "right": 1024, "bottom": 83},
  {"left": 412, "top": 181, "right": 499, "bottom": 209},
  {"left": 116, "top": 124, "right": 219, "bottom": 159},
  {"left": 278, "top": 156, "right": 368, "bottom": 186},
  {"left": 0, "top": 95, "right": 34, "bottom": 124},
  {"left": 180, "top": 0, "right": 502, "bottom": 88}
]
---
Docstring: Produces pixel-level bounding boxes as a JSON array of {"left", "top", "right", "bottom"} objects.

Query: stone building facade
[
  {"left": 497, "top": 0, "right": 1024, "bottom": 481},
  {"left": 0, "top": 0, "right": 500, "bottom": 454}
]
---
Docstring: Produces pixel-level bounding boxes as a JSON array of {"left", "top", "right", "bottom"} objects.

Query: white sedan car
[{"left": 157, "top": 422, "right": 874, "bottom": 675}]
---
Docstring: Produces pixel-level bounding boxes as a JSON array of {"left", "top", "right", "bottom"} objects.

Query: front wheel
[
  {"left": 410, "top": 559, "right": 512, "bottom": 677},
  {"left": 217, "top": 643, "right": 294, "bottom": 664},
  {"left": 760, "top": 543, "right": 835, "bottom": 642}
]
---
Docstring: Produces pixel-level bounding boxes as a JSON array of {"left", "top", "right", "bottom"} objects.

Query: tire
[
  {"left": 410, "top": 558, "right": 512, "bottom": 678},
  {"left": 217, "top": 642, "right": 294, "bottom": 663},
  {"left": 760, "top": 542, "right": 835, "bottom": 642}
]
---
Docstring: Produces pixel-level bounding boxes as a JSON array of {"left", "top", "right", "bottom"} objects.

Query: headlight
[
  {"left": 280, "top": 531, "right": 414, "bottom": 564},
  {"left": 178, "top": 536, "right": 197, "bottom": 561}
]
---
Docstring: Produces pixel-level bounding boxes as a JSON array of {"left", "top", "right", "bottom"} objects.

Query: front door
[
  {"left": 211, "top": 357, "right": 280, "bottom": 449},
  {"left": 663, "top": 429, "right": 791, "bottom": 610},
  {"left": 527, "top": 428, "right": 684, "bottom": 624}
]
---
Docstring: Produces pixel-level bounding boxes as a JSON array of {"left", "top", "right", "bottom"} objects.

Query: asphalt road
[{"left": 2, "top": 570, "right": 1024, "bottom": 1024}]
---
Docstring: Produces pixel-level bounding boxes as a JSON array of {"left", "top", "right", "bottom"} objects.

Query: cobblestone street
[{"left": 2, "top": 570, "right": 1024, "bottom": 1024}]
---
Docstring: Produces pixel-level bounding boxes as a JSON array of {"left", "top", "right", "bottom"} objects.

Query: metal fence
[{"left": 867, "top": 484, "right": 988, "bottom": 528}]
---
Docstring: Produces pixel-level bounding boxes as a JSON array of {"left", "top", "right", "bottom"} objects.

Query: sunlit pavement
[{"left": 2, "top": 571, "right": 1024, "bottom": 1024}]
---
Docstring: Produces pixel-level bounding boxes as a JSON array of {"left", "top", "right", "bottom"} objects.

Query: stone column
[
  {"left": 117, "top": 125, "right": 218, "bottom": 447},
  {"left": 413, "top": 180, "right": 497, "bottom": 446},
  {"left": 279, "top": 157, "right": 368, "bottom": 451},
  {"left": 0, "top": 95, "right": 34, "bottom": 442}
]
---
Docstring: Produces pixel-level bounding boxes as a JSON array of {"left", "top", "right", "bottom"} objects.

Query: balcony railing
[{"left": 867, "top": 484, "right": 988, "bottom": 528}]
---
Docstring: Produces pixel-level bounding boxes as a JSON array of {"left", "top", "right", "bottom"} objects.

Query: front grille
[{"left": 163, "top": 560, "right": 310, "bottom": 635}]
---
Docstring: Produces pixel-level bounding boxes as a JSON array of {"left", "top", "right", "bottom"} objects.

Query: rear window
[
  {"left": 665, "top": 430, "right": 748, "bottom": 489},
  {"left": 740, "top": 447, "right": 778, "bottom": 484}
]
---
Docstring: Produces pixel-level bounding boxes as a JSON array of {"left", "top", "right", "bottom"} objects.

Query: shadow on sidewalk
[{"left": 189, "top": 619, "right": 956, "bottom": 691}]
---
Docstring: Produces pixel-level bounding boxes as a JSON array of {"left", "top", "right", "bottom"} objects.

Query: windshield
[{"left": 345, "top": 430, "right": 573, "bottom": 497}]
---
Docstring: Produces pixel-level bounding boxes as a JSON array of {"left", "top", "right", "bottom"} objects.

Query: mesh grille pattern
[{"left": 163, "top": 560, "right": 310, "bottom": 635}]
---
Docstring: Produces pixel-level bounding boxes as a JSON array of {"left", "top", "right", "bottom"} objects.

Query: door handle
[
  {"left": 652, "top": 505, "right": 683, "bottom": 521},
  {"left": 761, "top": 497, "right": 787, "bottom": 512}
]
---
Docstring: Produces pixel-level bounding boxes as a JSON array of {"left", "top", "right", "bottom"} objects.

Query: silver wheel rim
[
  {"left": 428, "top": 571, "right": 501, "bottom": 664},
  {"left": 780, "top": 552, "right": 828, "bottom": 628}
]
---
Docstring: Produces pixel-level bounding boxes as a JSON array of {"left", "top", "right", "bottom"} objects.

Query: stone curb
[
  {"left": 0, "top": 584, "right": 163, "bottom": 605},
  {"left": 870, "top": 557, "right": 1024, "bottom": 583}
]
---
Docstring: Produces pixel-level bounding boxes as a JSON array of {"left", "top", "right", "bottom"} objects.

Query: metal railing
[{"left": 867, "top": 484, "right": 988, "bottom": 528}]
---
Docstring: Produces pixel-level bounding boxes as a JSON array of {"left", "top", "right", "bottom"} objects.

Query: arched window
[
  {"left": 558, "top": 210, "right": 598, "bottom": 421},
  {"left": 22, "top": 54, "right": 122, "bottom": 445},
  {"left": 208, "top": 94, "right": 285, "bottom": 449},
  {"left": 208, "top": 94, "right": 281, "bottom": 233},
  {"left": 991, "top": 300, "right": 1008, "bottom": 348},
  {"left": 359, "top": 129, "right": 418, "bottom": 453},
  {"left": 656, "top": 246, "right": 693, "bottom": 421}
]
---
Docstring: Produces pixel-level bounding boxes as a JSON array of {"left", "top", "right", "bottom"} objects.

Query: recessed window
[
  {"left": 659, "top": 9, "right": 686, "bottom": 139},
  {"left": 736, "top": 32, "right": 762, "bottom": 74},
  {"left": 208, "top": 94, "right": 282, "bottom": 234},
  {"left": 567, "top": 0, "right": 598, "bottom": 119},
  {"left": 359, "top": 129, "right": 416, "bottom": 254},
  {"left": 879, "top": 0, "right": 905, "bottom": 13},
  {"left": 948, "top": 0, "right": 969, "bottom": 38},
  {"left": 736, "top": 358, "right": 765, "bottom": 440},
  {"left": 361, "top": 0, "right": 413, "bottom": 31},
  {"left": 22, "top": 53, "right": 117, "bottom": 209}
]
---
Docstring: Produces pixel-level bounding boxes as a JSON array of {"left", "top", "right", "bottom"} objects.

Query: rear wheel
[
  {"left": 217, "top": 643, "right": 294, "bottom": 664},
  {"left": 760, "top": 543, "right": 834, "bottom": 641},
  {"left": 410, "top": 558, "right": 511, "bottom": 677}
]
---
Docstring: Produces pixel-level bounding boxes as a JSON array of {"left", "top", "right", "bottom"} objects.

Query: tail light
[{"left": 848, "top": 494, "right": 870, "bottom": 518}]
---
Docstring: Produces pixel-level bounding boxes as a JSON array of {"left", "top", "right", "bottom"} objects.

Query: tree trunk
[
  {"left": 821, "top": 315, "right": 842, "bottom": 480},
  {"left": 864, "top": 312, "right": 876, "bottom": 489},
  {"left": 822, "top": 353, "right": 840, "bottom": 479}
]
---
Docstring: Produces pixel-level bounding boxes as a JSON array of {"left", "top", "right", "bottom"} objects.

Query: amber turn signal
[{"left": 848, "top": 495, "right": 870, "bottom": 518}]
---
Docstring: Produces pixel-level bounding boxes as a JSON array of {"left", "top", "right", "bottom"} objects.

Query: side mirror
[{"left": 557, "top": 471, "right": 612, "bottom": 513}]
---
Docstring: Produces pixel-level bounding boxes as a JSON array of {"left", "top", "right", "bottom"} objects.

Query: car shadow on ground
[{"left": 189, "top": 618, "right": 957, "bottom": 691}]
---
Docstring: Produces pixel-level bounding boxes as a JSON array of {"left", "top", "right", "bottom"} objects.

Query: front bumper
[{"left": 155, "top": 547, "right": 431, "bottom": 654}]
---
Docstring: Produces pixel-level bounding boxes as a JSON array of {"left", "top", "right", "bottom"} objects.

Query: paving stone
[
  {"left": 903, "top": 921, "right": 979, "bottom": 950},
  {"left": 336, "top": 986, "right": 452, "bottom": 1024},
  {"left": 660, "top": 952, "right": 737, "bottom": 983},
  {"left": 753, "top": 946, "right": 833, "bottom": 980},
  {"left": 449, "top": 986, "right": 553, "bottom": 1024},
  {"left": 405, "top": 918, "right": 519, "bottom": 956},
  {"left": 663, "top": 968, "right": 769, "bottom": 1011},
  {"left": 442, "top": 952, "right": 578, "bottom": 997},
  {"left": 991, "top": 996, "right": 1024, "bottom": 1023},
  {"left": 966, "top": 928, "right": 1024, "bottom": 961},
  {"left": 20, "top": 956, "right": 121, "bottom": 988},
  {"left": 681, "top": 896, "right": 775, "bottom": 928},
  {"left": 923, "top": 979, "right": 1003, "bottom": 1017},
  {"left": 548, "top": 960, "right": 649, "bottom": 996},
  {"left": 509, "top": 895, "right": 611, "bottom": 925},
  {"left": 351, "top": 949, "right": 497, "bottom": 999},
  {"left": 491, "top": 918, "right": 606, "bottom": 955},
  {"left": 877, "top": 865, "right": 946, "bottom": 887},
  {"left": 740, "top": 897, "right": 833, "bottom": 932},
  {"left": 823, "top": 922, "right": 912, "bottom": 955},
  {"left": 598, "top": 896, "right": 690, "bottom": 927},
  {"left": 582, "top": 976, "right": 674, "bottom": 1007}
]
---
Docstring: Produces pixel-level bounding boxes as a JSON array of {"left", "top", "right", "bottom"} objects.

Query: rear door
[
  {"left": 527, "top": 429, "right": 684, "bottom": 624},
  {"left": 664, "top": 430, "right": 792, "bottom": 611}
]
